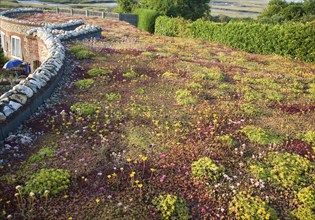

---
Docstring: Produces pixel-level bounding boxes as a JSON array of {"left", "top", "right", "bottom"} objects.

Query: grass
[{"left": 1, "top": 13, "right": 315, "bottom": 220}]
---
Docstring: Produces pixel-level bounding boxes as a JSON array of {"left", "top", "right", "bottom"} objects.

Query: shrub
[
  {"left": 70, "top": 102, "right": 97, "bottom": 116},
  {"left": 117, "top": 0, "right": 137, "bottom": 13},
  {"left": 140, "top": 0, "right": 210, "bottom": 20},
  {"left": 175, "top": 89, "right": 197, "bottom": 105},
  {"left": 0, "top": 50, "right": 9, "bottom": 66},
  {"left": 155, "top": 16, "right": 315, "bottom": 63},
  {"left": 242, "top": 126, "right": 284, "bottom": 145},
  {"left": 250, "top": 152, "right": 315, "bottom": 190},
  {"left": 155, "top": 16, "right": 191, "bottom": 37},
  {"left": 229, "top": 191, "right": 278, "bottom": 220},
  {"left": 133, "top": 8, "right": 159, "bottom": 33},
  {"left": 74, "top": 79, "right": 94, "bottom": 90},
  {"left": 24, "top": 168, "right": 70, "bottom": 196},
  {"left": 28, "top": 147, "right": 55, "bottom": 163},
  {"left": 88, "top": 68, "right": 111, "bottom": 77},
  {"left": 152, "top": 194, "right": 190, "bottom": 220},
  {"left": 191, "top": 157, "right": 224, "bottom": 180}
]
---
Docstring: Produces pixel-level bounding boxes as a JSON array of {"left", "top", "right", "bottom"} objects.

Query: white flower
[
  {"left": 16, "top": 185, "right": 22, "bottom": 190},
  {"left": 29, "top": 192, "right": 35, "bottom": 197},
  {"left": 117, "top": 202, "right": 123, "bottom": 207}
]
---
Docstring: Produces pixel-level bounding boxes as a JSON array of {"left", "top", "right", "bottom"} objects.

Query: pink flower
[
  {"left": 201, "top": 208, "right": 205, "bottom": 213},
  {"left": 160, "top": 175, "right": 166, "bottom": 182}
]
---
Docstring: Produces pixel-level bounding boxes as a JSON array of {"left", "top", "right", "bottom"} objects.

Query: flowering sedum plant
[
  {"left": 152, "top": 194, "right": 190, "bottom": 220},
  {"left": 191, "top": 157, "right": 224, "bottom": 180}
]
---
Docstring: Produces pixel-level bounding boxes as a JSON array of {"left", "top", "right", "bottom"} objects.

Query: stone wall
[{"left": 0, "top": 8, "right": 102, "bottom": 140}]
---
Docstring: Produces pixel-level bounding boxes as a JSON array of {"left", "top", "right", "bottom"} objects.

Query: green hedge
[
  {"left": 154, "top": 16, "right": 191, "bottom": 37},
  {"left": 133, "top": 8, "right": 160, "bottom": 33},
  {"left": 155, "top": 16, "right": 315, "bottom": 63}
]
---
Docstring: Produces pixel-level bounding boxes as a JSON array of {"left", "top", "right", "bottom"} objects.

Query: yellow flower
[
  {"left": 96, "top": 198, "right": 100, "bottom": 204},
  {"left": 127, "top": 158, "right": 132, "bottom": 162},
  {"left": 112, "top": 173, "right": 117, "bottom": 177},
  {"left": 68, "top": 217, "right": 73, "bottom": 220},
  {"left": 130, "top": 171, "right": 136, "bottom": 177},
  {"left": 137, "top": 184, "right": 143, "bottom": 188},
  {"left": 64, "top": 195, "right": 69, "bottom": 199},
  {"left": 150, "top": 168, "right": 156, "bottom": 172},
  {"left": 120, "top": 167, "right": 124, "bottom": 171},
  {"left": 107, "top": 175, "right": 112, "bottom": 179},
  {"left": 135, "top": 180, "right": 139, "bottom": 184},
  {"left": 141, "top": 156, "right": 148, "bottom": 161}
]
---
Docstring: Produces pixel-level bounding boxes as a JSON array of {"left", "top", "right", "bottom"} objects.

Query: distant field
[
  {"left": 1, "top": 0, "right": 271, "bottom": 18},
  {"left": 211, "top": 0, "right": 269, "bottom": 18}
]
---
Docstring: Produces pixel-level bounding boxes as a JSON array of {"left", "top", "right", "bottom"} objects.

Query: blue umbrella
[{"left": 2, "top": 60, "right": 23, "bottom": 69}]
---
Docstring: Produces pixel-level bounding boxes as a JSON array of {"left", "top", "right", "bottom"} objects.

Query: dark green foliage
[
  {"left": 116, "top": 0, "right": 138, "bottom": 13},
  {"left": 280, "top": 4, "right": 305, "bottom": 21},
  {"left": 303, "top": 0, "right": 315, "bottom": 15},
  {"left": 155, "top": 16, "right": 315, "bottom": 63},
  {"left": 259, "top": 0, "right": 315, "bottom": 23},
  {"left": 154, "top": 16, "right": 191, "bottom": 37},
  {"left": 139, "top": 0, "right": 210, "bottom": 21},
  {"left": 139, "top": 0, "right": 172, "bottom": 15},
  {"left": 133, "top": 8, "right": 160, "bottom": 33},
  {"left": 0, "top": 50, "right": 9, "bottom": 67}
]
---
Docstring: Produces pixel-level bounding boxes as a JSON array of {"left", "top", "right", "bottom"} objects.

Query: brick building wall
[{"left": 0, "top": 18, "right": 43, "bottom": 71}]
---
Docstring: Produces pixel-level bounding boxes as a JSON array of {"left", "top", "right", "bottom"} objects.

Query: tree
[
  {"left": 303, "top": 0, "right": 315, "bottom": 15},
  {"left": 268, "top": 0, "right": 288, "bottom": 8},
  {"left": 117, "top": 0, "right": 138, "bottom": 13},
  {"left": 139, "top": 0, "right": 173, "bottom": 15},
  {"left": 281, "top": 4, "right": 305, "bottom": 21},
  {"left": 139, "top": 0, "right": 211, "bottom": 20}
]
